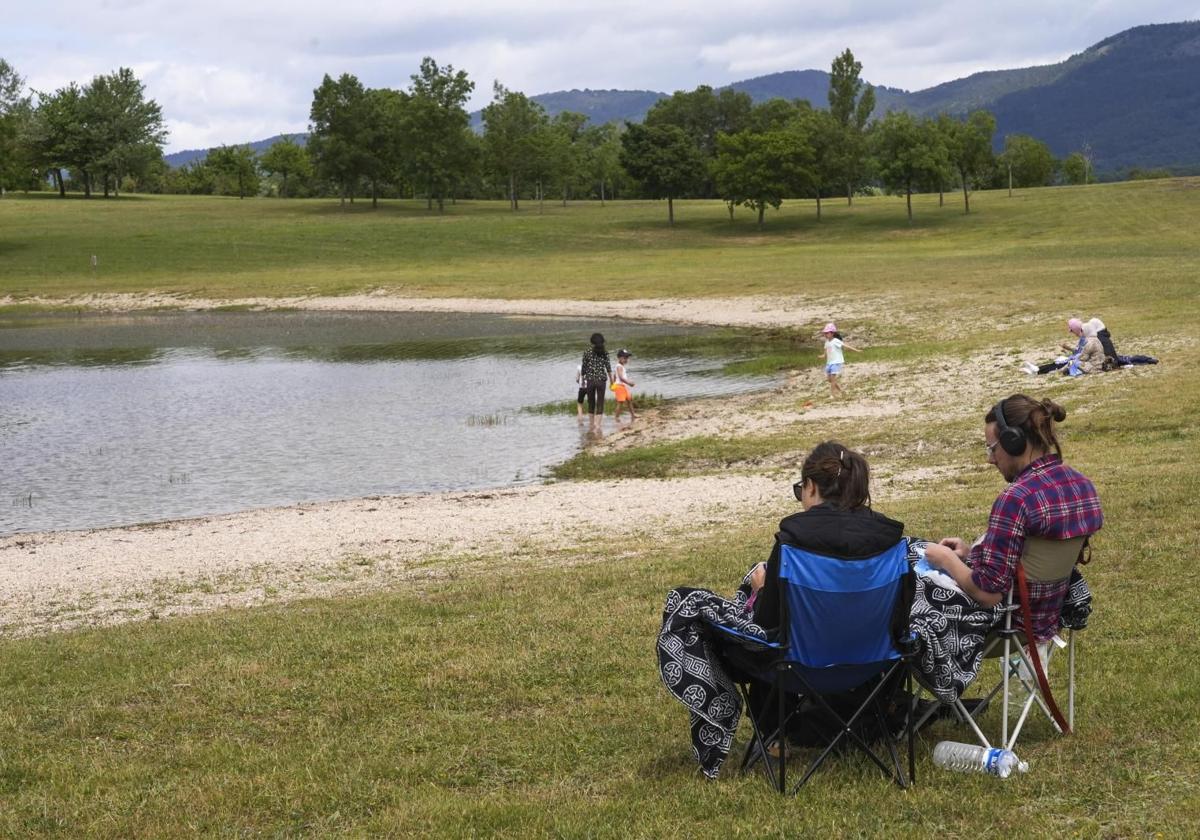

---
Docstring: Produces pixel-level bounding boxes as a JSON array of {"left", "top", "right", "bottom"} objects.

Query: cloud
[{"left": 7, "top": 0, "right": 1198, "bottom": 150}]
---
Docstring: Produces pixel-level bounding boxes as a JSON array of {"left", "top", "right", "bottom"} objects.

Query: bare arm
[
  {"left": 924, "top": 543, "right": 1003, "bottom": 608},
  {"left": 842, "top": 342, "right": 862, "bottom": 353}
]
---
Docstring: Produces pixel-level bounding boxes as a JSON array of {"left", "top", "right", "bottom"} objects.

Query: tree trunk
[
  {"left": 727, "top": 200, "right": 734, "bottom": 221},
  {"left": 757, "top": 203, "right": 764, "bottom": 227},
  {"left": 1007, "top": 164, "right": 1013, "bottom": 198},
  {"left": 281, "top": 172, "right": 289, "bottom": 197},
  {"left": 83, "top": 170, "right": 92, "bottom": 198},
  {"left": 339, "top": 183, "right": 346, "bottom": 210},
  {"left": 538, "top": 179, "right": 544, "bottom": 214},
  {"left": 816, "top": 194, "right": 822, "bottom": 220},
  {"left": 667, "top": 195, "right": 674, "bottom": 226},
  {"left": 938, "top": 182, "right": 944, "bottom": 207},
  {"left": 960, "top": 168, "right": 970, "bottom": 214},
  {"left": 371, "top": 179, "right": 378, "bottom": 209},
  {"left": 846, "top": 180, "right": 853, "bottom": 206},
  {"left": 562, "top": 184, "right": 567, "bottom": 207},
  {"left": 600, "top": 178, "right": 606, "bottom": 205},
  {"left": 437, "top": 195, "right": 445, "bottom": 213},
  {"left": 55, "top": 169, "right": 65, "bottom": 197},
  {"left": 103, "top": 173, "right": 110, "bottom": 198},
  {"left": 906, "top": 184, "right": 913, "bottom": 223},
  {"left": 509, "top": 173, "right": 517, "bottom": 210}
]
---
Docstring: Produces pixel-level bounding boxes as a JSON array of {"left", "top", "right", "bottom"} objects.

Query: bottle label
[{"left": 985, "top": 748, "right": 1003, "bottom": 774}]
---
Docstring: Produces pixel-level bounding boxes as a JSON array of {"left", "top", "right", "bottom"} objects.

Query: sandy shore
[
  {"left": 1, "top": 293, "right": 1170, "bottom": 636},
  {"left": 0, "top": 290, "right": 904, "bottom": 331}
]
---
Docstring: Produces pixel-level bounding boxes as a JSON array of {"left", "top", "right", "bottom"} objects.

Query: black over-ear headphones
[{"left": 993, "top": 398, "right": 1027, "bottom": 456}]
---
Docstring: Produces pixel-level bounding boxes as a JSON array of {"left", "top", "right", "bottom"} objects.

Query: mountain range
[{"left": 164, "top": 21, "right": 1200, "bottom": 174}]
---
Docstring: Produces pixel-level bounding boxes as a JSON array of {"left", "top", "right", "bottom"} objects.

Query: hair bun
[{"left": 1041, "top": 398, "right": 1066, "bottom": 422}]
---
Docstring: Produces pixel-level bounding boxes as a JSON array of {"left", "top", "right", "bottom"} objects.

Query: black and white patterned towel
[{"left": 656, "top": 574, "right": 767, "bottom": 778}]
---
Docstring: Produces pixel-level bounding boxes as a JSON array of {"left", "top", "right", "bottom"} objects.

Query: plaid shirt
[{"left": 969, "top": 454, "right": 1103, "bottom": 640}]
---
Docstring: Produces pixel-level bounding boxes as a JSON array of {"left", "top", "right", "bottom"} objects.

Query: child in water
[
  {"left": 613, "top": 349, "right": 636, "bottom": 421},
  {"left": 820, "top": 322, "right": 861, "bottom": 398}
]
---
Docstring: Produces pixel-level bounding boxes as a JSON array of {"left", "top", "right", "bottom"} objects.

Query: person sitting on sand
[
  {"left": 612, "top": 349, "right": 636, "bottom": 422},
  {"left": 1022, "top": 317, "right": 1102, "bottom": 375}
]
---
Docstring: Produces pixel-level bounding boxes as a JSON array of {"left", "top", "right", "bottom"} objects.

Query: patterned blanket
[{"left": 657, "top": 540, "right": 1093, "bottom": 777}]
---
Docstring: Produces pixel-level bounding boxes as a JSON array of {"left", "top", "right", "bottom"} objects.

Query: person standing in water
[
  {"left": 613, "top": 349, "right": 636, "bottom": 422},
  {"left": 820, "top": 322, "right": 861, "bottom": 398},
  {"left": 580, "top": 332, "right": 614, "bottom": 432}
]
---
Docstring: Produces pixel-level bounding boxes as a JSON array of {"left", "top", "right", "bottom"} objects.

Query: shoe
[
  {"left": 1021, "top": 361, "right": 1038, "bottom": 375},
  {"left": 765, "top": 739, "right": 792, "bottom": 760}
]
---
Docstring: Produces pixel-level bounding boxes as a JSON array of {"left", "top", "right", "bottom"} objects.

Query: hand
[
  {"left": 749, "top": 562, "right": 767, "bottom": 592},
  {"left": 939, "top": 537, "right": 968, "bottom": 559}
]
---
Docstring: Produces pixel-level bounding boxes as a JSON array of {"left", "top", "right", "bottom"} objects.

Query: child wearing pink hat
[{"left": 820, "top": 322, "right": 861, "bottom": 398}]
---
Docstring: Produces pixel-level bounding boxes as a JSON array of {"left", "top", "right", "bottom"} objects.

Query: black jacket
[{"left": 754, "top": 503, "right": 913, "bottom": 648}]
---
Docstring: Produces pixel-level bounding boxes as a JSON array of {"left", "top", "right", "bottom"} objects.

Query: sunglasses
[{"left": 792, "top": 479, "right": 806, "bottom": 501}]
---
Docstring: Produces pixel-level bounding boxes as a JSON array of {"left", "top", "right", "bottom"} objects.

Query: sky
[{"left": 7, "top": 1, "right": 1200, "bottom": 152}]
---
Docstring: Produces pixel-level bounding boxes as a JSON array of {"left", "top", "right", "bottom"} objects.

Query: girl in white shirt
[
  {"left": 613, "top": 349, "right": 636, "bottom": 421},
  {"left": 820, "top": 322, "right": 860, "bottom": 398}
]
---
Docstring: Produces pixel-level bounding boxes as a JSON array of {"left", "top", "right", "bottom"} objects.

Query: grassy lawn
[
  {"left": 2, "top": 182, "right": 1199, "bottom": 835},
  {"left": 1, "top": 181, "right": 1198, "bottom": 329}
]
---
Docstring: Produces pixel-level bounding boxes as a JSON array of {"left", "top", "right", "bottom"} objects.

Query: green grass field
[{"left": 2, "top": 182, "right": 1199, "bottom": 836}]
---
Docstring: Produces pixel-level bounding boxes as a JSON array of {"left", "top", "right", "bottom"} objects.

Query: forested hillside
[{"left": 162, "top": 21, "right": 1200, "bottom": 174}]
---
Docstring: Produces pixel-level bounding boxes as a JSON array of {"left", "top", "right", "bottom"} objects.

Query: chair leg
[
  {"left": 907, "top": 667, "right": 916, "bottom": 785},
  {"left": 1068, "top": 630, "right": 1076, "bottom": 731},
  {"left": 776, "top": 677, "right": 786, "bottom": 793}
]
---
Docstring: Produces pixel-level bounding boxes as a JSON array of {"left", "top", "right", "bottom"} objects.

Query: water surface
[{"left": 0, "top": 311, "right": 781, "bottom": 535}]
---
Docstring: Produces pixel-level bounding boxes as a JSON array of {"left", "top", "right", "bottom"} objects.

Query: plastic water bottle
[{"left": 932, "top": 741, "right": 1029, "bottom": 779}]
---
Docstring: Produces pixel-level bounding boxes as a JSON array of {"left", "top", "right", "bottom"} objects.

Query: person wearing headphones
[{"left": 924, "top": 394, "right": 1103, "bottom": 641}]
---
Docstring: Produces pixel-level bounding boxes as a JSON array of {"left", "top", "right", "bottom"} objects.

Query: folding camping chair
[
  {"left": 911, "top": 536, "right": 1086, "bottom": 751},
  {"left": 711, "top": 539, "right": 917, "bottom": 793}
]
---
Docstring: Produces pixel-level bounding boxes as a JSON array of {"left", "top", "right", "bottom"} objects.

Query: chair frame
[
  {"left": 714, "top": 540, "right": 917, "bottom": 794},
  {"left": 908, "top": 536, "right": 1083, "bottom": 750}
]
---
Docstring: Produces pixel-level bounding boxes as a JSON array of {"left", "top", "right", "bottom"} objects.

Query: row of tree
[
  {"left": 0, "top": 59, "right": 165, "bottom": 197},
  {"left": 0, "top": 53, "right": 1101, "bottom": 218}
]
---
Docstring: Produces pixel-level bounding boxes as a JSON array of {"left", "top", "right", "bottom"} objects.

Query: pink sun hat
[{"left": 821, "top": 322, "right": 838, "bottom": 334}]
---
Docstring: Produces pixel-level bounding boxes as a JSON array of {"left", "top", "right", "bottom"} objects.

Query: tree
[
  {"left": 871, "top": 112, "right": 944, "bottom": 223},
  {"left": 206, "top": 144, "right": 260, "bottom": 198},
  {"left": 29, "top": 83, "right": 85, "bottom": 197},
  {"left": 998, "top": 133, "right": 1057, "bottom": 190},
  {"left": 827, "top": 48, "right": 876, "bottom": 205},
  {"left": 712, "top": 127, "right": 815, "bottom": 226},
  {"left": 582, "top": 122, "right": 622, "bottom": 203},
  {"left": 259, "top": 136, "right": 312, "bottom": 197},
  {"left": 941, "top": 110, "right": 996, "bottom": 214},
  {"left": 404, "top": 57, "right": 474, "bottom": 212},
  {"left": 1061, "top": 152, "right": 1089, "bottom": 185},
  {"left": 645, "top": 85, "right": 753, "bottom": 196},
  {"left": 80, "top": 67, "right": 166, "bottom": 197},
  {"left": 482, "top": 83, "right": 547, "bottom": 210},
  {"left": 619, "top": 122, "right": 704, "bottom": 225},
  {"left": 802, "top": 108, "right": 843, "bottom": 219},
  {"left": 308, "top": 73, "right": 373, "bottom": 207},
  {"left": 0, "top": 58, "right": 32, "bottom": 193}
]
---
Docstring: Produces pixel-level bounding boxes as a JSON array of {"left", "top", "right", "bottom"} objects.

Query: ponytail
[{"left": 800, "top": 440, "right": 871, "bottom": 510}]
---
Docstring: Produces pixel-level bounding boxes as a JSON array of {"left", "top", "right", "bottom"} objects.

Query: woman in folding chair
[
  {"left": 724, "top": 443, "right": 914, "bottom": 766},
  {"left": 924, "top": 394, "right": 1103, "bottom": 743}
]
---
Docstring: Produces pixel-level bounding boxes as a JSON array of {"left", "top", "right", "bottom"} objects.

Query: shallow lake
[{"left": 0, "top": 311, "right": 782, "bottom": 535}]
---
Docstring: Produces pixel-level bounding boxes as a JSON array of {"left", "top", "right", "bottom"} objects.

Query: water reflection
[{"left": 0, "top": 311, "right": 784, "bottom": 535}]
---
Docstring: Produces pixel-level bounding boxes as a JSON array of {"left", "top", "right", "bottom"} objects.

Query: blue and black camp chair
[{"left": 711, "top": 539, "right": 917, "bottom": 793}]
